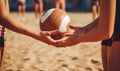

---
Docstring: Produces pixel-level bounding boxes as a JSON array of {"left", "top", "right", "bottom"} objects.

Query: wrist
[
  {"left": 27, "top": 30, "right": 40, "bottom": 40},
  {"left": 79, "top": 27, "right": 86, "bottom": 34}
]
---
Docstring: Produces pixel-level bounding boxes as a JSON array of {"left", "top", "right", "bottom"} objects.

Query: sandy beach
[{"left": 2, "top": 12, "right": 102, "bottom": 71}]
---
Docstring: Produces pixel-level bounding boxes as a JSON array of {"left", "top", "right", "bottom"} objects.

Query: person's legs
[
  {"left": 0, "top": 48, "right": 2, "bottom": 70},
  {"left": 18, "top": 5, "right": 22, "bottom": 18},
  {"left": 21, "top": 5, "right": 26, "bottom": 21},
  {"left": 101, "top": 39, "right": 112, "bottom": 71},
  {"left": 108, "top": 42, "right": 120, "bottom": 71},
  {"left": 0, "top": 47, "right": 6, "bottom": 70},
  {"left": 92, "top": 5, "right": 97, "bottom": 20},
  {"left": 96, "top": 2, "right": 100, "bottom": 16},
  {"left": 22, "top": 5, "right": 26, "bottom": 17},
  {"left": 34, "top": 4, "right": 39, "bottom": 19},
  {"left": 0, "top": 48, "right": 2, "bottom": 66},
  {"left": 61, "top": 1, "right": 65, "bottom": 11},
  {"left": 55, "top": 2, "right": 60, "bottom": 9},
  {"left": 101, "top": 46, "right": 107, "bottom": 71},
  {"left": 101, "top": 46, "right": 111, "bottom": 71},
  {"left": 39, "top": 3, "right": 43, "bottom": 18},
  {"left": 34, "top": 3, "right": 41, "bottom": 24}
]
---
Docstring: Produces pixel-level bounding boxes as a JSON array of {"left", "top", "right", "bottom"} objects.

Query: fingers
[
  {"left": 40, "top": 30, "right": 59, "bottom": 36},
  {"left": 46, "top": 36, "right": 56, "bottom": 43},
  {"left": 49, "top": 30, "right": 59, "bottom": 35},
  {"left": 53, "top": 41, "right": 67, "bottom": 47},
  {"left": 65, "top": 34, "right": 80, "bottom": 38},
  {"left": 69, "top": 25, "right": 76, "bottom": 29},
  {"left": 54, "top": 40, "right": 76, "bottom": 47},
  {"left": 40, "top": 36, "right": 57, "bottom": 45},
  {"left": 40, "top": 29, "right": 80, "bottom": 47}
]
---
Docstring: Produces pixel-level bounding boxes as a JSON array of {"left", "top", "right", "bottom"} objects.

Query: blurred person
[
  {"left": 33, "top": 0, "right": 43, "bottom": 24},
  {"left": 90, "top": 0, "right": 100, "bottom": 20},
  {"left": 0, "top": 0, "right": 58, "bottom": 70},
  {"left": 53, "top": 0, "right": 119, "bottom": 71},
  {"left": 55, "top": 0, "right": 66, "bottom": 11},
  {"left": 17, "top": 0, "right": 26, "bottom": 21}
]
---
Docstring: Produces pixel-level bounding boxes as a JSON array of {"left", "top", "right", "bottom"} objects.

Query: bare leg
[
  {"left": 92, "top": 5, "right": 97, "bottom": 20},
  {"left": 101, "top": 46, "right": 107, "bottom": 71},
  {"left": 39, "top": 3, "right": 43, "bottom": 18},
  {"left": 108, "top": 42, "right": 120, "bottom": 71},
  {"left": 96, "top": 3, "right": 100, "bottom": 17},
  {"left": 55, "top": 2, "right": 60, "bottom": 9},
  {"left": 101, "top": 45, "right": 111, "bottom": 71},
  {"left": 61, "top": 2, "right": 65, "bottom": 11},
  {"left": 22, "top": 5, "right": 26, "bottom": 17},
  {"left": 21, "top": 5, "right": 26, "bottom": 21},
  {"left": 34, "top": 4, "right": 39, "bottom": 19},
  {"left": 18, "top": 5, "right": 22, "bottom": 18},
  {"left": 0, "top": 47, "right": 6, "bottom": 70}
]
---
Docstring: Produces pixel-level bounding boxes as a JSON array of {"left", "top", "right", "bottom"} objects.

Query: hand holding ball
[{"left": 40, "top": 8, "right": 71, "bottom": 40}]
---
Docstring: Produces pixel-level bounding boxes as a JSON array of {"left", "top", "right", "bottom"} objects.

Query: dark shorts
[
  {"left": 0, "top": 37, "right": 5, "bottom": 48},
  {"left": 18, "top": 2, "right": 26, "bottom": 6},
  {"left": 101, "top": 39, "right": 113, "bottom": 47},
  {"left": 34, "top": 0, "right": 43, "bottom": 4},
  {"left": 91, "top": 0, "right": 99, "bottom": 6}
]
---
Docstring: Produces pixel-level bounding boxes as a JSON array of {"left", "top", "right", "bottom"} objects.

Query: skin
[
  {"left": 0, "top": 0, "right": 58, "bottom": 44},
  {"left": 109, "top": 42, "right": 120, "bottom": 71},
  {"left": 0, "top": 0, "right": 57, "bottom": 69},
  {"left": 91, "top": 1, "right": 111, "bottom": 71},
  {"left": 33, "top": 0, "right": 43, "bottom": 19},
  {"left": 54, "top": 0, "right": 116, "bottom": 47},
  {"left": 55, "top": 0, "right": 66, "bottom": 11},
  {"left": 0, "top": 46, "right": 6, "bottom": 70},
  {"left": 91, "top": 0, "right": 100, "bottom": 20},
  {"left": 18, "top": 0, "right": 26, "bottom": 18},
  {"left": 54, "top": 0, "right": 118, "bottom": 71},
  {"left": 101, "top": 45, "right": 111, "bottom": 71}
]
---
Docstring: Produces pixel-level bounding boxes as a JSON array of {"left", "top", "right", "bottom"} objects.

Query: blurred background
[{"left": 9, "top": 0, "right": 91, "bottom": 12}]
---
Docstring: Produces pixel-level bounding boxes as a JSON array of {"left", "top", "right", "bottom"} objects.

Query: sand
[{"left": 2, "top": 12, "right": 102, "bottom": 71}]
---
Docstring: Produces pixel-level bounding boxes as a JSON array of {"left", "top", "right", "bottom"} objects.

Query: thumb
[
  {"left": 40, "top": 30, "right": 59, "bottom": 36},
  {"left": 65, "top": 33, "right": 80, "bottom": 38},
  {"left": 48, "top": 30, "right": 59, "bottom": 35},
  {"left": 69, "top": 25, "right": 76, "bottom": 29}
]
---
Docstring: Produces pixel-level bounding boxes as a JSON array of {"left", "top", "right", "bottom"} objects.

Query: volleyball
[{"left": 40, "top": 8, "right": 71, "bottom": 40}]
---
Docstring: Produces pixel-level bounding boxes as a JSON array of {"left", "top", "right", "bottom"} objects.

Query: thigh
[
  {"left": 0, "top": 48, "right": 1, "bottom": 63},
  {"left": 39, "top": 3, "right": 43, "bottom": 12},
  {"left": 0, "top": 48, "right": 3, "bottom": 66},
  {"left": 34, "top": 4, "right": 39, "bottom": 11},
  {"left": 109, "top": 42, "right": 120, "bottom": 71}
]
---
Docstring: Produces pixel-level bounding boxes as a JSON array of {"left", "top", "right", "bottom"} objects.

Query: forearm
[
  {"left": 77, "top": 0, "right": 116, "bottom": 42},
  {"left": 82, "top": 18, "right": 99, "bottom": 33},
  {"left": 77, "top": 26, "right": 108, "bottom": 42},
  {"left": 0, "top": 15, "right": 39, "bottom": 39},
  {"left": 0, "top": 0, "right": 40, "bottom": 40}
]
